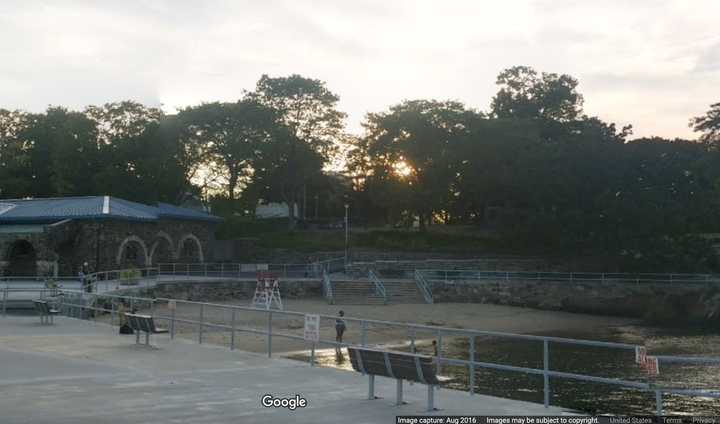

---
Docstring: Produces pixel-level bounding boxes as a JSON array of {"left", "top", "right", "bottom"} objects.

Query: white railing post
[
  {"left": 543, "top": 339, "right": 550, "bottom": 408},
  {"left": 469, "top": 336, "right": 476, "bottom": 395},
  {"left": 170, "top": 306, "right": 176, "bottom": 340},
  {"left": 267, "top": 311, "right": 273, "bottom": 358},
  {"left": 198, "top": 304, "right": 204, "bottom": 344},
  {"left": 230, "top": 308, "right": 236, "bottom": 350},
  {"left": 361, "top": 320, "right": 368, "bottom": 346}
]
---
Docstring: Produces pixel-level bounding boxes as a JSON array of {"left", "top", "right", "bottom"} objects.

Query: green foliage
[
  {"left": 176, "top": 100, "right": 278, "bottom": 200},
  {"left": 1, "top": 68, "right": 720, "bottom": 272},
  {"left": 691, "top": 102, "right": 720, "bottom": 145},
  {"left": 119, "top": 268, "right": 141, "bottom": 284},
  {"left": 245, "top": 74, "right": 348, "bottom": 228}
]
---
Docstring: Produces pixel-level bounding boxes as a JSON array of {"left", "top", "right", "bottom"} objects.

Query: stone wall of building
[{"left": 1, "top": 218, "right": 217, "bottom": 276}]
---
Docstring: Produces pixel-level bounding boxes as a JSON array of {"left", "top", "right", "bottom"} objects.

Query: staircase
[
  {"left": 383, "top": 280, "right": 426, "bottom": 304},
  {"left": 330, "top": 279, "right": 426, "bottom": 305},
  {"left": 331, "top": 280, "right": 386, "bottom": 305}
]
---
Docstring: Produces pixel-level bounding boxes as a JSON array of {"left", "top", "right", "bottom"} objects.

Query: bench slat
[
  {"left": 348, "top": 347, "right": 439, "bottom": 385},
  {"left": 125, "top": 314, "right": 168, "bottom": 334}
]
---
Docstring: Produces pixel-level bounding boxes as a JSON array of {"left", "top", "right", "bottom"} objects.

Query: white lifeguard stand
[{"left": 251, "top": 271, "right": 283, "bottom": 310}]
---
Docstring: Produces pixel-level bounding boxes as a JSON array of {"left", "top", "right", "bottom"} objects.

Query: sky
[{"left": 1, "top": 0, "right": 719, "bottom": 140}]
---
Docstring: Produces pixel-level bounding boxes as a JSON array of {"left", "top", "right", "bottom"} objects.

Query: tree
[
  {"left": 14, "top": 107, "right": 101, "bottom": 197},
  {"left": 352, "top": 100, "right": 479, "bottom": 228},
  {"left": 0, "top": 109, "right": 33, "bottom": 198},
  {"left": 691, "top": 102, "right": 720, "bottom": 145},
  {"left": 247, "top": 74, "right": 347, "bottom": 228},
  {"left": 86, "top": 101, "right": 189, "bottom": 204},
  {"left": 491, "top": 66, "right": 584, "bottom": 122},
  {"left": 177, "top": 100, "right": 277, "bottom": 201}
]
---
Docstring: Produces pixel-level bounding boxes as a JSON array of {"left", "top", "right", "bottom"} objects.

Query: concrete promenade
[{"left": 0, "top": 316, "right": 574, "bottom": 423}]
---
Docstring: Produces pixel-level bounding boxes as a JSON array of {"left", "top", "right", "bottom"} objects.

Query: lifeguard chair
[{"left": 251, "top": 271, "right": 283, "bottom": 310}]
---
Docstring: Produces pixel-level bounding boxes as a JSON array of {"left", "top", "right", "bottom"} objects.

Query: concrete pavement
[{"left": 0, "top": 316, "right": 574, "bottom": 423}]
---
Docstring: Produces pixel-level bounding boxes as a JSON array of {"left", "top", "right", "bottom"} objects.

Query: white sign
[
  {"left": 168, "top": 300, "right": 176, "bottom": 311},
  {"left": 635, "top": 346, "right": 659, "bottom": 376},
  {"left": 304, "top": 314, "right": 320, "bottom": 342}
]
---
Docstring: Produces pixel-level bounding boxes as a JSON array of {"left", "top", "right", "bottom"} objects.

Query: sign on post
[
  {"left": 635, "top": 346, "right": 659, "bottom": 376},
  {"left": 168, "top": 300, "right": 176, "bottom": 311},
  {"left": 304, "top": 314, "right": 320, "bottom": 342}
]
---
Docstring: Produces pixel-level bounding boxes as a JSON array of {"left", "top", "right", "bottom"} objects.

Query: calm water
[{"left": 288, "top": 325, "right": 720, "bottom": 415}]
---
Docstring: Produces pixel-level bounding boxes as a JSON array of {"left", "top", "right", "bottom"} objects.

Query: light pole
[{"left": 344, "top": 203, "right": 349, "bottom": 266}]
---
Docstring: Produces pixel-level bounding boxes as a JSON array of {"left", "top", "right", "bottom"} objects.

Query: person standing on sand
[{"left": 335, "top": 310, "right": 346, "bottom": 356}]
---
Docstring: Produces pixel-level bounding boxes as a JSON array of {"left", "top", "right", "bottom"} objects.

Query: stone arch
[
  {"left": 177, "top": 233, "right": 204, "bottom": 263},
  {"left": 115, "top": 235, "right": 149, "bottom": 268},
  {"left": 149, "top": 231, "right": 175, "bottom": 264},
  {"left": 5, "top": 239, "right": 37, "bottom": 276}
]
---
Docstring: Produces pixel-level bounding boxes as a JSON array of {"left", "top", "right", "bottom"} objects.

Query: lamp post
[{"left": 344, "top": 203, "right": 349, "bottom": 266}]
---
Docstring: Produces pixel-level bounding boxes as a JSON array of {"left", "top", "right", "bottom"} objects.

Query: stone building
[{"left": 0, "top": 196, "right": 221, "bottom": 276}]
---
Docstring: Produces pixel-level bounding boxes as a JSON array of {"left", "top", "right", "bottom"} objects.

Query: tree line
[{"left": 1, "top": 67, "right": 720, "bottom": 270}]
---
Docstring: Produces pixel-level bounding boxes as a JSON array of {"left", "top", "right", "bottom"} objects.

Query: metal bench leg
[
  {"left": 396, "top": 379, "right": 404, "bottom": 405},
  {"left": 427, "top": 384, "right": 435, "bottom": 411},
  {"left": 368, "top": 375, "right": 375, "bottom": 400},
  {"left": 136, "top": 331, "right": 140, "bottom": 344},
  {"left": 145, "top": 332, "right": 150, "bottom": 346}
]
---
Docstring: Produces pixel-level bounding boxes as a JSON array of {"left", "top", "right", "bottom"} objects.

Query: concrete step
[{"left": 329, "top": 279, "right": 428, "bottom": 305}]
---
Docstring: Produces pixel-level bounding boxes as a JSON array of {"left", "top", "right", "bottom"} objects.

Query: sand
[{"left": 116, "top": 298, "right": 637, "bottom": 357}]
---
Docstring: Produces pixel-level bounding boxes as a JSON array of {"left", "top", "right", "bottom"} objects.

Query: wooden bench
[
  {"left": 125, "top": 313, "right": 168, "bottom": 345},
  {"left": 33, "top": 300, "right": 59, "bottom": 325},
  {"left": 347, "top": 346, "right": 442, "bottom": 411}
]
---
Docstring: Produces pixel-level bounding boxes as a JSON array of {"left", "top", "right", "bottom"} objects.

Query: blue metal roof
[{"left": 0, "top": 196, "right": 221, "bottom": 224}]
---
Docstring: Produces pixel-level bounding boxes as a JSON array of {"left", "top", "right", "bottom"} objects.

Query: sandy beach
[{"left": 116, "top": 298, "right": 638, "bottom": 357}]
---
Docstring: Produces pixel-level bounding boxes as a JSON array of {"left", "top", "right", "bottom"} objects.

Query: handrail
[
  {"left": 156, "top": 259, "right": 345, "bottom": 279},
  {"left": 57, "top": 290, "right": 720, "bottom": 416},
  {"left": 85, "top": 268, "right": 159, "bottom": 293},
  {"left": 322, "top": 270, "right": 334, "bottom": 304},
  {"left": 368, "top": 270, "right": 387, "bottom": 304},
  {"left": 415, "top": 269, "right": 720, "bottom": 285},
  {"left": 414, "top": 270, "right": 434, "bottom": 304}
]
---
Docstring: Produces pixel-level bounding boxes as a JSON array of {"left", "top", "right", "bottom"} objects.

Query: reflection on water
[{"left": 285, "top": 326, "right": 720, "bottom": 415}]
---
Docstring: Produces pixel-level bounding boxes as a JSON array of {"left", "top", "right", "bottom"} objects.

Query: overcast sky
[{"left": 1, "top": 0, "right": 719, "bottom": 139}]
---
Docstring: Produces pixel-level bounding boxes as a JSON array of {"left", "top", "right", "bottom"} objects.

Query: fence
[
  {"left": 57, "top": 290, "right": 720, "bottom": 415},
  {"left": 415, "top": 270, "right": 720, "bottom": 285},
  {"left": 414, "top": 270, "right": 433, "bottom": 304},
  {"left": 85, "top": 268, "right": 159, "bottom": 293},
  {"left": 157, "top": 258, "right": 345, "bottom": 279},
  {"left": 368, "top": 270, "right": 387, "bottom": 304},
  {"left": 1, "top": 287, "right": 62, "bottom": 316},
  {"left": 322, "top": 270, "right": 333, "bottom": 304}
]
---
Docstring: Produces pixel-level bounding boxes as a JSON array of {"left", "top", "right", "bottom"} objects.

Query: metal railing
[
  {"left": 0, "top": 276, "right": 79, "bottom": 285},
  {"left": 157, "top": 258, "right": 345, "bottom": 279},
  {"left": 56, "top": 290, "right": 720, "bottom": 416},
  {"left": 416, "top": 269, "right": 720, "bottom": 285},
  {"left": 85, "top": 268, "right": 159, "bottom": 293},
  {"left": 1, "top": 287, "right": 62, "bottom": 316},
  {"left": 414, "top": 270, "right": 434, "bottom": 304},
  {"left": 322, "top": 270, "right": 334, "bottom": 304},
  {"left": 368, "top": 270, "right": 387, "bottom": 304}
]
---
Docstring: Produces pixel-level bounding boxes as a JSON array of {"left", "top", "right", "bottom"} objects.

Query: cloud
[{"left": 0, "top": 0, "right": 718, "bottom": 139}]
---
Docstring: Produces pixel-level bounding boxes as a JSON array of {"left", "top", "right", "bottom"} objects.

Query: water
[{"left": 288, "top": 325, "right": 720, "bottom": 415}]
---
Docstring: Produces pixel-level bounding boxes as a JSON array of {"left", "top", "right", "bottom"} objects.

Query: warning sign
[
  {"left": 304, "top": 314, "right": 320, "bottom": 342},
  {"left": 635, "top": 346, "right": 659, "bottom": 376},
  {"left": 635, "top": 346, "right": 646, "bottom": 364}
]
